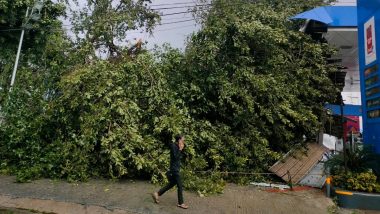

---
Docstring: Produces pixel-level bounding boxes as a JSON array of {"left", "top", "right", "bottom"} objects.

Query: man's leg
[
  {"left": 158, "top": 182, "right": 175, "bottom": 196},
  {"left": 158, "top": 174, "right": 175, "bottom": 196},
  {"left": 174, "top": 173, "right": 184, "bottom": 205}
]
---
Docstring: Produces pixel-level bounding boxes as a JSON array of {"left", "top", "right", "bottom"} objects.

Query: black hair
[{"left": 175, "top": 134, "right": 184, "bottom": 143}]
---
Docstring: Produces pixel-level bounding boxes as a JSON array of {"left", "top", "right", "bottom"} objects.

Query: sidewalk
[{"left": 0, "top": 175, "right": 375, "bottom": 214}]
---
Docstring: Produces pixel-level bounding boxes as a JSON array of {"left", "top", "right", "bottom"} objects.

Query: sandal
[
  {"left": 177, "top": 204, "right": 189, "bottom": 209},
  {"left": 152, "top": 192, "right": 160, "bottom": 204}
]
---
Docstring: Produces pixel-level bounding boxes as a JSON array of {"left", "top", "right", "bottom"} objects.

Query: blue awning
[
  {"left": 291, "top": 6, "right": 357, "bottom": 27},
  {"left": 324, "top": 104, "right": 362, "bottom": 116}
]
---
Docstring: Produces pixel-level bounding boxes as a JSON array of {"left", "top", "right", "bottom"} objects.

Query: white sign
[{"left": 365, "top": 17, "right": 377, "bottom": 65}]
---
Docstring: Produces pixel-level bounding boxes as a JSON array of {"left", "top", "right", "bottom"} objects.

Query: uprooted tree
[{"left": 0, "top": 0, "right": 338, "bottom": 193}]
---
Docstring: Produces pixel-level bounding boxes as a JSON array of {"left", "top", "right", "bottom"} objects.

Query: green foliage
[
  {"left": 0, "top": 69, "right": 51, "bottom": 182},
  {"left": 332, "top": 172, "right": 380, "bottom": 193},
  {"left": 325, "top": 146, "right": 380, "bottom": 193},
  {"left": 50, "top": 52, "right": 191, "bottom": 180},
  {"left": 68, "top": 0, "right": 160, "bottom": 57},
  {"left": 1, "top": 0, "right": 340, "bottom": 194},
  {"left": 181, "top": 170, "right": 225, "bottom": 195},
  {"left": 327, "top": 204, "right": 339, "bottom": 214},
  {"left": 0, "top": 0, "right": 66, "bottom": 99},
  {"left": 325, "top": 146, "right": 380, "bottom": 176},
  {"left": 183, "top": 0, "right": 337, "bottom": 154}
]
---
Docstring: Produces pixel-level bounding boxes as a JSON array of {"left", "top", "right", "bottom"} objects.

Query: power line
[
  {"left": 0, "top": 0, "right": 264, "bottom": 33},
  {"left": 149, "top": 1, "right": 203, "bottom": 7},
  {"left": 63, "top": 3, "right": 209, "bottom": 16},
  {"left": 160, "top": 10, "right": 201, "bottom": 17},
  {"left": 160, "top": 18, "right": 195, "bottom": 25},
  {"left": 151, "top": 4, "right": 211, "bottom": 11},
  {"left": 62, "top": 0, "right": 278, "bottom": 19},
  {"left": 161, "top": 15, "right": 194, "bottom": 21},
  {"left": 0, "top": 22, "right": 198, "bottom": 35},
  {"left": 62, "top": 9, "right": 201, "bottom": 21},
  {"left": 63, "top": 12, "right": 195, "bottom": 22},
  {"left": 0, "top": 16, "right": 197, "bottom": 32},
  {"left": 129, "top": 24, "right": 197, "bottom": 35},
  {"left": 64, "top": 17, "right": 197, "bottom": 27}
]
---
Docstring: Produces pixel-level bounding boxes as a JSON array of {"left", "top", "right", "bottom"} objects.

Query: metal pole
[
  {"left": 326, "top": 176, "right": 331, "bottom": 197},
  {"left": 350, "top": 131, "right": 353, "bottom": 153},
  {"left": 317, "top": 110, "right": 325, "bottom": 145},
  {"left": 9, "top": 7, "right": 29, "bottom": 91},
  {"left": 340, "top": 100, "right": 347, "bottom": 173}
]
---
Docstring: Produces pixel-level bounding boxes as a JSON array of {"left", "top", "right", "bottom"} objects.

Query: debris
[
  {"left": 250, "top": 182, "right": 290, "bottom": 190},
  {"left": 269, "top": 143, "right": 328, "bottom": 184}
]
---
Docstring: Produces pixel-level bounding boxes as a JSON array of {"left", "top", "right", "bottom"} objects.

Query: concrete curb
[
  {"left": 333, "top": 188, "right": 380, "bottom": 211},
  {"left": 0, "top": 194, "right": 133, "bottom": 214}
]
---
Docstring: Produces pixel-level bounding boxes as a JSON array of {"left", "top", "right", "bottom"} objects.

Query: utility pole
[
  {"left": 9, "top": 0, "right": 44, "bottom": 92},
  {"left": 9, "top": 7, "right": 29, "bottom": 92}
]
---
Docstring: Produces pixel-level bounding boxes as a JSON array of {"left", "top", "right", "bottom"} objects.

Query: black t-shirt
[{"left": 169, "top": 143, "right": 182, "bottom": 173}]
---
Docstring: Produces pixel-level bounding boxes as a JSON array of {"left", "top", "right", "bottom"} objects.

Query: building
[{"left": 292, "top": 0, "right": 380, "bottom": 153}]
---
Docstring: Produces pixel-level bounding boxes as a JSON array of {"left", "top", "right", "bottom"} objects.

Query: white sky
[
  {"left": 61, "top": 0, "right": 357, "bottom": 50},
  {"left": 331, "top": 0, "right": 356, "bottom": 6},
  {"left": 131, "top": 0, "right": 357, "bottom": 49},
  {"left": 129, "top": 0, "right": 357, "bottom": 49},
  {"left": 141, "top": 0, "right": 201, "bottom": 49},
  {"left": 62, "top": 0, "right": 201, "bottom": 50}
]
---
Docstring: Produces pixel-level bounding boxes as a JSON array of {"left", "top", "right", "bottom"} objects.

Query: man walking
[{"left": 152, "top": 135, "right": 189, "bottom": 209}]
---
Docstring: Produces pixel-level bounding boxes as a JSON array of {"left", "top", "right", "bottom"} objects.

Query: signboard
[
  {"left": 365, "top": 17, "right": 377, "bottom": 65},
  {"left": 358, "top": 1, "right": 380, "bottom": 154}
]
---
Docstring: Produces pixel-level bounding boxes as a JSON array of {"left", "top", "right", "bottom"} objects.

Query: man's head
[
  {"left": 175, "top": 134, "right": 184, "bottom": 144},
  {"left": 175, "top": 134, "right": 185, "bottom": 151}
]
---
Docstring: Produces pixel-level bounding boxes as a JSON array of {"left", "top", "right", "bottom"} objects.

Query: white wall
[
  {"left": 342, "top": 92, "right": 361, "bottom": 105},
  {"left": 331, "top": 0, "right": 356, "bottom": 6}
]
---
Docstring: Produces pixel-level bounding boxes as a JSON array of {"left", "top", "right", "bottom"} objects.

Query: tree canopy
[{"left": 0, "top": 0, "right": 339, "bottom": 193}]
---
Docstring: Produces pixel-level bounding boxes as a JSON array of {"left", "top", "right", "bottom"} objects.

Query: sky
[
  {"left": 62, "top": 0, "right": 356, "bottom": 50},
  {"left": 140, "top": 0, "right": 201, "bottom": 49},
  {"left": 129, "top": 0, "right": 357, "bottom": 49},
  {"left": 62, "top": 0, "right": 202, "bottom": 50}
]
